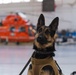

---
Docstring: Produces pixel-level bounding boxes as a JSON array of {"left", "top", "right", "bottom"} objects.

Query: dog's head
[{"left": 33, "top": 14, "right": 59, "bottom": 51}]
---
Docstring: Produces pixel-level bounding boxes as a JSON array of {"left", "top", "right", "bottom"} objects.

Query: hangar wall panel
[{"left": 0, "top": 2, "right": 42, "bottom": 14}]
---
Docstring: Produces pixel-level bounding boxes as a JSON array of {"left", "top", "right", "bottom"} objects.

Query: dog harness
[{"left": 29, "top": 57, "right": 60, "bottom": 75}]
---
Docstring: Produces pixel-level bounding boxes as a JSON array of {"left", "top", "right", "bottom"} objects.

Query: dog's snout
[
  {"left": 37, "top": 35, "right": 43, "bottom": 41},
  {"left": 37, "top": 35, "right": 47, "bottom": 44}
]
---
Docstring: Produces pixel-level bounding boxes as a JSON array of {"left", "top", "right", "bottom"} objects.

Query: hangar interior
[{"left": 0, "top": 0, "right": 76, "bottom": 75}]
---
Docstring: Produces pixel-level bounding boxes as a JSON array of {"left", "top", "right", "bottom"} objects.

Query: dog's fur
[{"left": 27, "top": 14, "right": 62, "bottom": 75}]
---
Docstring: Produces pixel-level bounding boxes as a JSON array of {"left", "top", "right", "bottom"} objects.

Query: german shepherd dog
[{"left": 27, "top": 14, "right": 62, "bottom": 75}]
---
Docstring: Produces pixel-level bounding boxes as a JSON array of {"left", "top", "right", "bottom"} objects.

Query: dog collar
[{"left": 34, "top": 50, "right": 54, "bottom": 55}]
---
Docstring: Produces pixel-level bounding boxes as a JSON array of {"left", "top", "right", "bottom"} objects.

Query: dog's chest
[{"left": 31, "top": 57, "right": 60, "bottom": 75}]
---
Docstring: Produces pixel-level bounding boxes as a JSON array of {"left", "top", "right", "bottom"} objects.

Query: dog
[{"left": 27, "top": 14, "right": 62, "bottom": 75}]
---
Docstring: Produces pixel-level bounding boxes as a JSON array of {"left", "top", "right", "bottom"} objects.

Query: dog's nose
[
  {"left": 37, "top": 35, "right": 43, "bottom": 41},
  {"left": 37, "top": 35, "right": 47, "bottom": 44}
]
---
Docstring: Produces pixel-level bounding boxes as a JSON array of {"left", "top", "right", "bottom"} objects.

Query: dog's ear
[
  {"left": 37, "top": 14, "right": 45, "bottom": 30},
  {"left": 49, "top": 17, "right": 59, "bottom": 32}
]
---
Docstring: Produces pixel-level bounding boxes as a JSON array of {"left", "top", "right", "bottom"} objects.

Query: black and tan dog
[{"left": 27, "top": 14, "right": 62, "bottom": 75}]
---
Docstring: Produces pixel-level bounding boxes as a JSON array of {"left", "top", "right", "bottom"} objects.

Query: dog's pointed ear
[
  {"left": 37, "top": 14, "right": 45, "bottom": 30},
  {"left": 49, "top": 17, "right": 59, "bottom": 32}
]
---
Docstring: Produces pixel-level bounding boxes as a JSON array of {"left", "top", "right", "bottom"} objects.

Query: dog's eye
[
  {"left": 45, "top": 30, "right": 49, "bottom": 34},
  {"left": 38, "top": 28, "right": 42, "bottom": 33}
]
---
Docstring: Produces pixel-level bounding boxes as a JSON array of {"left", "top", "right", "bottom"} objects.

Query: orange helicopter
[{"left": 0, "top": 12, "right": 36, "bottom": 45}]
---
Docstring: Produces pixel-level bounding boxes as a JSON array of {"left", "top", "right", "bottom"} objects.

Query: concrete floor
[
  {"left": 0, "top": 44, "right": 76, "bottom": 75},
  {"left": 0, "top": 44, "right": 33, "bottom": 75}
]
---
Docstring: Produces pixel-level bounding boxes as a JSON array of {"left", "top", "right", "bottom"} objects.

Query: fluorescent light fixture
[
  {"left": 37, "top": 0, "right": 43, "bottom": 2},
  {"left": 24, "top": 0, "right": 30, "bottom": 2}
]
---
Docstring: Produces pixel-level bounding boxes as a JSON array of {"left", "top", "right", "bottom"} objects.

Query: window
[
  {"left": 12, "top": 0, "right": 22, "bottom": 3},
  {"left": 10, "top": 27, "right": 15, "bottom": 32},
  {"left": 0, "top": 0, "right": 30, "bottom": 4},
  {"left": 0, "top": 1, "right": 3, "bottom": 4},
  {"left": 37, "top": 0, "right": 43, "bottom": 2},
  {"left": 24, "top": 0, "right": 30, "bottom": 2},
  {"left": 2, "top": 0, "right": 11, "bottom": 4},
  {"left": 19, "top": 27, "right": 25, "bottom": 32}
]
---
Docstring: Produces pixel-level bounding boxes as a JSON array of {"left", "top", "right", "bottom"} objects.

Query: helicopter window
[
  {"left": 19, "top": 27, "right": 25, "bottom": 32},
  {"left": 10, "top": 27, "right": 15, "bottom": 32}
]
